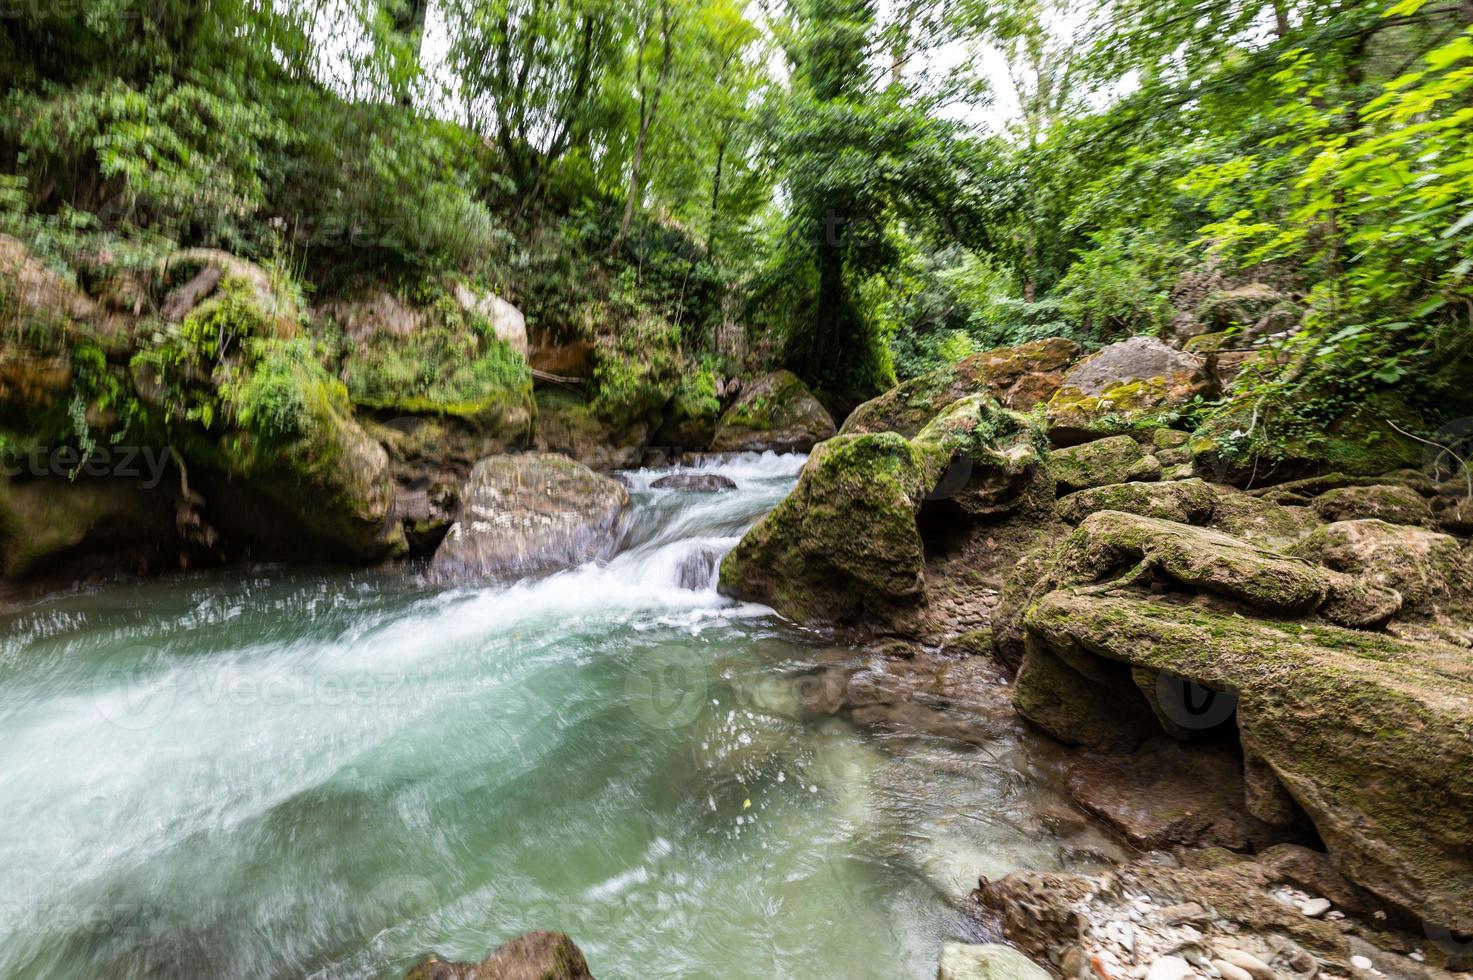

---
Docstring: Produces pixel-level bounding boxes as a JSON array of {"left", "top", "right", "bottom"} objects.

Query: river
[{"left": 0, "top": 452, "right": 1107, "bottom": 979}]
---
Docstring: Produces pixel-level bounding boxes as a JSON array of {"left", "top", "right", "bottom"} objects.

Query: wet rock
[
  {"left": 842, "top": 337, "right": 1080, "bottom": 437},
  {"left": 1311, "top": 485, "right": 1431, "bottom": 526},
  {"left": 675, "top": 546, "right": 720, "bottom": 590},
  {"left": 1046, "top": 337, "right": 1213, "bottom": 445},
  {"left": 709, "top": 370, "right": 836, "bottom": 453},
  {"left": 404, "top": 931, "right": 594, "bottom": 979},
  {"left": 938, "top": 942, "right": 1053, "bottom": 980},
  {"left": 651, "top": 473, "right": 737, "bottom": 492},
  {"left": 1021, "top": 587, "right": 1473, "bottom": 932},
  {"left": 1050, "top": 435, "right": 1162, "bottom": 494},
  {"left": 720, "top": 396, "right": 1048, "bottom": 631},
  {"left": 429, "top": 453, "right": 630, "bottom": 584},
  {"left": 1064, "top": 738, "right": 1304, "bottom": 852}
]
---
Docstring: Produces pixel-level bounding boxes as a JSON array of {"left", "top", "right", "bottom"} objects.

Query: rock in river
[
  {"left": 405, "top": 930, "right": 594, "bottom": 979},
  {"left": 428, "top": 453, "right": 630, "bottom": 584}
]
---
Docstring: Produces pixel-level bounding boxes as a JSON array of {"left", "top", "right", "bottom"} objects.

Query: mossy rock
[
  {"left": 1189, "top": 393, "right": 1425, "bottom": 487},
  {"left": 710, "top": 370, "right": 835, "bottom": 452},
  {"left": 1291, "top": 518, "right": 1472, "bottom": 616},
  {"left": 1310, "top": 484, "right": 1432, "bottom": 526},
  {"left": 0, "top": 474, "right": 179, "bottom": 579},
  {"left": 721, "top": 395, "right": 1049, "bottom": 630},
  {"left": 719, "top": 432, "right": 933, "bottom": 628},
  {"left": 328, "top": 285, "right": 534, "bottom": 444},
  {"left": 404, "top": 930, "right": 595, "bottom": 980},
  {"left": 653, "top": 371, "right": 722, "bottom": 449},
  {"left": 1021, "top": 586, "right": 1473, "bottom": 932},
  {"left": 1045, "top": 337, "right": 1213, "bottom": 445},
  {"left": 534, "top": 388, "right": 650, "bottom": 470},
  {"left": 842, "top": 337, "right": 1080, "bottom": 437},
  {"left": 1049, "top": 434, "right": 1162, "bottom": 494}
]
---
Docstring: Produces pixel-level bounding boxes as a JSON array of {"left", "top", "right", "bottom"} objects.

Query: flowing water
[{"left": 0, "top": 453, "right": 1106, "bottom": 980}]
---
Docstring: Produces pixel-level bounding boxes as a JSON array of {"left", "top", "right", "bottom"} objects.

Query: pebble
[
  {"left": 1160, "top": 903, "right": 1210, "bottom": 926},
  {"left": 1298, "top": 898, "right": 1331, "bottom": 918},
  {"left": 1218, "top": 949, "right": 1275, "bottom": 980},
  {"left": 1213, "top": 961, "right": 1254, "bottom": 980},
  {"left": 1146, "top": 956, "right": 1195, "bottom": 980},
  {"left": 1350, "top": 955, "right": 1374, "bottom": 971},
  {"left": 1408, "top": 951, "right": 1424, "bottom": 964}
]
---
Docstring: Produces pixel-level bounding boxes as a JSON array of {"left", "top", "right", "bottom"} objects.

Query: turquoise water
[{"left": 0, "top": 454, "right": 1098, "bottom": 979}]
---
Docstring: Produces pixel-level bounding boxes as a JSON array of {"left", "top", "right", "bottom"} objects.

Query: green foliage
[
  {"left": 1055, "top": 229, "right": 1186, "bottom": 338},
  {"left": 224, "top": 338, "right": 321, "bottom": 443},
  {"left": 590, "top": 312, "right": 684, "bottom": 425}
]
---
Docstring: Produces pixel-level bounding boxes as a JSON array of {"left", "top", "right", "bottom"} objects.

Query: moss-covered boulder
[
  {"left": 709, "top": 370, "right": 835, "bottom": 452},
  {"left": 1291, "top": 519, "right": 1472, "bottom": 617},
  {"left": 405, "top": 931, "right": 595, "bottom": 980},
  {"left": 0, "top": 474, "right": 179, "bottom": 580},
  {"left": 1310, "top": 484, "right": 1432, "bottom": 526},
  {"left": 1045, "top": 337, "right": 1213, "bottom": 445},
  {"left": 841, "top": 337, "right": 1080, "bottom": 437},
  {"left": 0, "top": 233, "right": 105, "bottom": 336},
  {"left": 1189, "top": 393, "right": 1424, "bottom": 487},
  {"left": 428, "top": 453, "right": 630, "bottom": 584},
  {"left": 721, "top": 396, "right": 1049, "bottom": 629},
  {"left": 325, "top": 285, "right": 534, "bottom": 441},
  {"left": 718, "top": 432, "right": 934, "bottom": 628},
  {"left": 1020, "top": 587, "right": 1473, "bottom": 933},
  {"left": 1057, "top": 478, "right": 1220, "bottom": 527},
  {"left": 653, "top": 370, "right": 722, "bottom": 449},
  {"left": 161, "top": 248, "right": 299, "bottom": 332},
  {"left": 1049, "top": 434, "right": 1162, "bottom": 494}
]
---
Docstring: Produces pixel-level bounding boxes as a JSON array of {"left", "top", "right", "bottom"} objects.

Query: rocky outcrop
[
  {"left": 1005, "top": 510, "right": 1473, "bottom": 932},
  {"left": 719, "top": 396, "right": 1049, "bottom": 630},
  {"left": 0, "top": 474, "right": 181, "bottom": 580},
  {"left": 452, "top": 283, "right": 530, "bottom": 359},
  {"left": 428, "top": 453, "right": 630, "bottom": 584},
  {"left": 1291, "top": 519, "right": 1472, "bottom": 619},
  {"left": 162, "top": 248, "right": 299, "bottom": 330},
  {"left": 405, "top": 931, "right": 594, "bottom": 980},
  {"left": 842, "top": 337, "right": 1080, "bottom": 437},
  {"left": 1310, "top": 484, "right": 1433, "bottom": 526},
  {"left": 709, "top": 370, "right": 835, "bottom": 452},
  {"left": 1055, "top": 478, "right": 1317, "bottom": 550},
  {"left": 1046, "top": 338, "right": 1214, "bottom": 445},
  {"left": 1050, "top": 435, "right": 1162, "bottom": 494},
  {"left": 534, "top": 389, "right": 652, "bottom": 471}
]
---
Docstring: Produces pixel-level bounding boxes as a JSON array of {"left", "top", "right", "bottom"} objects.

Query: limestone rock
[
  {"left": 709, "top": 370, "right": 835, "bottom": 453},
  {"left": 1050, "top": 435, "right": 1162, "bottom": 494},
  {"left": 843, "top": 337, "right": 1079, "bottom": 437},
  {"left": 1292, "top": 519, "right": 1471, "bottom": 615},
  {"left": 937, "top": 943, "right": 1052, "bottom": 980},
  {"left": 1020, "top": 587, "right": 1473, "bottom": 932},
  {"left": 429, "top": 453, "right": 630, "bottom": 584},
  {"left": 1311, "top": 485, "right": 1432, "bottom": 526},
  {"left": 1046, "top": 337, "right": 1213, "bottom": 445},
  {"left": 405, "top": 931, "right": 594, "bottom": 980},
  {"left": 453, "top": 282, "right": 530, "bottom": 358}
]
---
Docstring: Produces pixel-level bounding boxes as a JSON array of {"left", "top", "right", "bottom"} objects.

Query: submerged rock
[
  {"left": 938, "top": 942, "right": 1052, "bottom": 980},
  {"left": 709, "top": 370, "right": 835, "bottom": 453},
  {"left": 429, "top": 453, "right": 630, "bottom": 584},
  {"left": 1046, "top": 337, "right": 1213, "bottom": 445},
  {"left": 650, "top": 473, "right": 736, "bottom": 492},
  {"left": 405, "top": 931, "right": 594, "bottom": 979}
]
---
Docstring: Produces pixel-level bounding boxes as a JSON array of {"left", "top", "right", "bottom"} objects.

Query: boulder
[
  {"left": 1291, "top": 519, "right": 1472, "bottom": 616},
  {"left": 1049, "top": 435, "right": 1162, "bottom": 494},
  {"left": 327, "top": 286, "right": 534, "bottom": 440},
  {"left": 0, "top": 474, "right": 180, "bottom": 580},
  {"left": 162, "top": 248, "right": 297, "bottom": 329},
  {"left": 937, "top": 943, "right": 1052, "bottom": 980},
  {"left": 429, "top": 453, "right": 630, "bottom": 584},
  {"left": 452, "top": 282, "right": 530, "bottom": 359},
  {"left": 1055, "top": 479, "right": 1317, "bottom": 550},
  {"left": 405, "top": 931, "right": 594, "bottom": 980},
  {"left": 1046, "top": 337, "right": 1213, "bottom": 445},
  {"left": 1311, "top": 484, "right": 1432, "bottom": 526},
  {"left": 842, "top": 337, "right": 1079, "bottom": 437},
  {"left": 709, "top": 370, "right": 835, "bottom": 452},
  {"left": 1020, "top": 586, "right": 1473, "bottom": 932},
  {"left": 0, "top": 233, "right": 102, "bottom": 330},
  {"left": 720, "top": 396, "right": 1048, "bottom": 630},
  {"left": 650, "top": 473, "right": 736, "bottom": 492}
]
